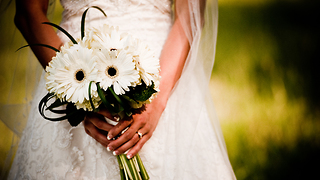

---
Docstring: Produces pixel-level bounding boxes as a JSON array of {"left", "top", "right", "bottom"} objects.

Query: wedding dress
[{"left": 8, "top": 0, "right": 236, "bottom": 179}]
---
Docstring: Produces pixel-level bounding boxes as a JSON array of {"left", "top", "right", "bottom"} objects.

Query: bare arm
[{"left": 15, "top": 0, "right": 63, "bottom": 68}]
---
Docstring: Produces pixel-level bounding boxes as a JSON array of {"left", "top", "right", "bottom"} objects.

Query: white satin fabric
[{"left": 8, "top": 0, "right": 236, "bottom": 179}]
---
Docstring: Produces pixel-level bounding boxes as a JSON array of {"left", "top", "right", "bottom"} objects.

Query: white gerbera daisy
[
  {"left": 45, "top": 44, "right": 99, "bottom": 110},
  {"left": 89, "top": 25, "right": 131, "bottom": 52},
  {"left": 132, "top": 39, "right": 160, "bottom": 86},
  {"left": 96, "top": 49, "right": 139, "bottom": 95}
]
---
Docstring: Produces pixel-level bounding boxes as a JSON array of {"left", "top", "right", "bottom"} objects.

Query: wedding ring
[{"left": 137, "top": 132, "right": 143, "bottom": 139}]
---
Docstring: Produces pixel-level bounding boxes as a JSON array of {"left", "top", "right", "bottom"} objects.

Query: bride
[{"left": 6, "top": 0, "right": 236, "bottom": 179}]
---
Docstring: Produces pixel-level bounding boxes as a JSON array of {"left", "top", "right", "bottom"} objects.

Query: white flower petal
[{"left": 45, "top": 43, "right": 99, "bottom": 110}]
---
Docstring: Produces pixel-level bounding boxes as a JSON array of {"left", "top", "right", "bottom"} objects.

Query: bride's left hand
[{"left": 106, "top": 101, "right": 165, "bottom": 159}]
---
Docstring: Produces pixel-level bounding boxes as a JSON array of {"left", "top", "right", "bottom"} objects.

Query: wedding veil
[
  {"left": 0, "top": 0, "right": 235, "bottom": 178},
  {"left": 174, "top": 0, "right": 235, "bottom": 178}
]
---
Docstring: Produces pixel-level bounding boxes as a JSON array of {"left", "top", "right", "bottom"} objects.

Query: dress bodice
[
  {"left": 58, "top": 0, "right": 173, "bottom": 57},
  {"left": 60, "top": 0, "right": 172, "bottom": 16}
]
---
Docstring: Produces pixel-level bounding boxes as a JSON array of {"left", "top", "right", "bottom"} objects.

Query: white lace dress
[{"left": 8, "top": 0, "right": 235, "bottom": 179}]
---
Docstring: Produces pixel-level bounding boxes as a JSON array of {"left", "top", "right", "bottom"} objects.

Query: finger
[
  {"left": 87, "top": 113, "right": 114, "bottom": 132},
  {"left": 107, "top": 121, "right": 141, "bottom": 151},
  {"left": 126, "top": 133, "right": 151, "bottom": 159},
  {"left": 96, "top": 107, "right": 118, "bottom": 121},
  {"left": 108, "top": 117, "right": 143, "bottom": 150},
  {"left": 106, "top": 120, "right": 133, "bottom": 140},
  {"left": 83, "top": 118, "right": 111, "bottom": 147},
  {"left": 107, "top": 116, "right": 148, "bottom": 150},
  {"left": 135, "top": 125, "right": 150, "bottom": 139},
  {"left": 112, "top": 133, "right": 140, "bottom": 155}
]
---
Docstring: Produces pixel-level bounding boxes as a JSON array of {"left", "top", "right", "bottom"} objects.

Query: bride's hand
[
  {"left": 106, "top": 101, "right": 165, "bottom": 159},
  {"left": 83, "top": 100, "right": 165, "bottom": 159},
  {"left": 83, "top": 108, "right": 126, "bottom": 148}
]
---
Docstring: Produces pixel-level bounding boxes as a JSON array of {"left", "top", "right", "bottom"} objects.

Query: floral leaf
[
  {"left": 88, "top": 81, "right": 96, "bottom": 112},
  {"left": 122, "top": 95, "right": 138, "bottom": 104},
  {"left": 66, "top": 103, "right": 86, "bottom": 127},
  {"left": 16, "top": 44, "right": 60, "bottom": 52},
  {"left": 108, "top": 87, "right": 125, "bottom": 107},
  {"left": 81, "top": 6, "right": 107, "bottom": 40},
  {"left": 129, "top": 82, "right": 157, "bottom": 102},
  {"left": 39, "top": 93, "right": 55, "bottom": 118},
  {"left": 46, "top": 98, "right": 67, "bottom": 111},
  {"left": 49, "top": 109, "right": 68, "bottom": 114},
  {"left": 108, "top": 87, "right": 132, "bottom": 116},
  {"left": 42, "top": 22, "right": 78, "bottom": 44},
  {"left": 97, "top": 83, "right": 117, "bottom": 114},
  {"left": 38, "top": 93, "right": 79, "bottom": 121}
]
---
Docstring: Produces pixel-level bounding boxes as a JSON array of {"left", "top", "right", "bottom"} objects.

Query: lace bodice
[
  {"left": 60, "top": 0, "right": 171, "bottom": 16},
  {"left": 58, "top": 0, "right": 172, "bottom": 57}
]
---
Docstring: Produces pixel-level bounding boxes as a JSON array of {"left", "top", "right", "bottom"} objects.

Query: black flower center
[
  {"left": 106, "top": 66, "right": 118, "bottom": 79},
  {"left": 75, "top": 69, "right": 85, "bottom": 82},
  {"left": 108, "top": 67, "right": 117, "bottom": 76}
]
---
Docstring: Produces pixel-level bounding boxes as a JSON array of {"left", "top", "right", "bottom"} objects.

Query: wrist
[{"left": 147, "top": 93, "right": 167, "bottom": 115}]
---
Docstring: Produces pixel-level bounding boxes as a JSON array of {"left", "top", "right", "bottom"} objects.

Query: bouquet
[{"left": 21, "top": 6, "right": 160, "bottom": 180}]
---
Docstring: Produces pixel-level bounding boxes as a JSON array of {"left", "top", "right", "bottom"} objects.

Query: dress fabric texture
[{"left": 8, "top": 0, "right": 235, "bottom": 179}]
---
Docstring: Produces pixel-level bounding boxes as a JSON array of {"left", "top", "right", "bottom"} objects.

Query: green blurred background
[
  {"left": 211, "top": 0, "right": 320, "bottom": 179},
  {"left": 1, "top": 0, "right": 320, "bottom": 179}
]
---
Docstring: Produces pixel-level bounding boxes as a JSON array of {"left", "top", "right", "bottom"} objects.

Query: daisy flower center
[
  {"left": 75, "top": 69, "right": 86, "bottom": 82},
  {"left": 106, "top": 66, "right": 118, "bottom": 79}
]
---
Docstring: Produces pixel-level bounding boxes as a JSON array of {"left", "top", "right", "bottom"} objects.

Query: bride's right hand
[{"left": 83, "top": 108, "right": 133, "bottom": 148}]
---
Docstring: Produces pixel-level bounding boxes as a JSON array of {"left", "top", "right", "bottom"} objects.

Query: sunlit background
[{"left": 1, "top": 0, "right": 319, "bottom": 179}]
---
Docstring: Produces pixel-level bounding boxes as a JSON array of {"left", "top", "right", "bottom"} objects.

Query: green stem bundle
[{"left": 117, "top": 154, "right": 149, "bottom": 180}]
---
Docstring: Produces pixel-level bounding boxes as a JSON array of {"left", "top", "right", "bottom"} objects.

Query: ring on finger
[{"left": 137, "top": 131, "right": 143, "bottom": 139}]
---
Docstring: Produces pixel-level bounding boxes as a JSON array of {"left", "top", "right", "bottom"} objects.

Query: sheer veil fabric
[{"left": 1, "top": 0, "right": 236, "bottom": 179}]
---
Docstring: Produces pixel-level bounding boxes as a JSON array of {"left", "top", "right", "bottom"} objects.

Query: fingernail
[
  {"left": 107, "top": 147, "right": 111, "bottom": 152},
  {"left": 113, "top": 151, "right": 118, "bottom": 156},
  {"left": 124, "top": 150, "right": 129, "bottom": 154},
  {"left": 107, "top": 135, "right": 112, "bottom": 140},
  {"left": 127, "top": 153, "right": 132, "bottom": 159}
]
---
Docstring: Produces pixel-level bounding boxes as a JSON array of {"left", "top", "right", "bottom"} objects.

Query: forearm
[
  {"left": 153, "top": 0, "right": 207, "bottom": 109},
  {"left": 15, "top": 0, "right": 63, "bottom": 68},
  {"left": 152, "top": 17, "right": 190, "bottom": 109}
]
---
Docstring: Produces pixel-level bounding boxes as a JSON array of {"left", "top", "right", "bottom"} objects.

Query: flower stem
[
  {"left": 124, "top": 155, "right": 141, "bottom": 180},
  {"left": 136, "top": 154, "right": 149, "bottom": 180},
  {"left": 117, "top": 155, "right": 126, "bottom": 180},
  {"left": 116, "top": 153, "right": 150, "bottom": 180}
]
